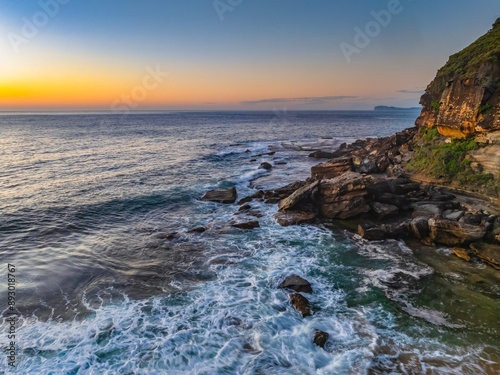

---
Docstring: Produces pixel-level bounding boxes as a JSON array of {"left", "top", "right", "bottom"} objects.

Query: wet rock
[
  {"left": 201, "top": 187, "right": 237, "bottom": 204},
  {"left": 309, "top": 150, "right": 336, "bottom": 159},
  {"left": 411, "top": 204, "right": 442, "bottom": 219},
  {"left": 247, "top": 210, "right": 264, "bottom": 218},
  {"left": 188, "top": 227, "right": 206, "bottom": 233},
  {"left": 251, "top": 190, "right": 265, "bottom": 198},
  {"left": 265, "top": 198, "right": 281, "bottom": 204},
  {"left": 313, "top": 330, "right": 329, "bottom": 348},
  {"left": 273, "top": 211, "right": 316, "bottom": 226},
  {"left": 318, "top": 172, "right": 373, "bottom": 219},
  {"left": 289, "top": 293, "right": 312, "bottom": 317},
  {"left": 165, "top": 232, "right": 178, "bottom": 239},
  {"left": 238, "top": 196, "right": 253, "bottom": 205},
  {"left": 238, "top": 204, "right": 252, "bottom": 212},
  {"left": 421, "top": 237, "right": 435, "bottom": 246},
  {"left": 443, "top": 210, "right": 465, "bottom": 221},
  {"left": 358, "top": 224, "right": 386, "bottom": 241},
  {"left": 410, "top": 217, "right": 429, "bottom": 239},
  {"left": 370, "top": 202, "right": 399, "bottom": 219},
  {"left": 451, "top": 248, "right": 471, "bottom": 261},
  {"left": 275, "top": 161, "right": 288, "bottom": 165},
  {"left": 249, "top": 159, "right": 257, "bottom": 162},
  {"left": 428, "top": 218, "right": 486, "bottom": 246},
  {"left": 470, "top": 242, "right": 500, "bottom": 270},
  {"left": 278, "top": 181, "right": 319, "bottom": 211},
  {"left": 311, "top": 157, "right": 353, "bottom": 179},
  {"left": 231, "top": 221, "right": 260, "bottom": 230},
  {"left": 260, "top": 162, "right": 273, "bottom": 170},
  {"left": 278, "top": 274, "right": 313, "bottom": 293}
]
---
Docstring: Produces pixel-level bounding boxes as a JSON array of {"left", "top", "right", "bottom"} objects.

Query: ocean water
[{"left": 0, "top": 110, "right": 499, "bottom": 374}]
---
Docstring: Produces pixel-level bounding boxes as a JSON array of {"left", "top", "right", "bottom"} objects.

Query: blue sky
[{"left": 1, "top": 0, "right": 499, "bottom": 110}]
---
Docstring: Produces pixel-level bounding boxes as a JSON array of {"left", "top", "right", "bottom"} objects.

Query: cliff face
[{"left": 416, "top": 18, "right": 500, "bottom": 137}]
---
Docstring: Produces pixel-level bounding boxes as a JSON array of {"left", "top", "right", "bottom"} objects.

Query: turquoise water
[{"left": 0, "top": 111, "right": 499, "bottom": 374}]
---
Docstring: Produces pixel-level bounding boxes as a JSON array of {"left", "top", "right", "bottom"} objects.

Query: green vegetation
[
  {"left": 407, "top": 129, "right": 496, "bottom": 189},
  {"left": 478, "top": 103, "right": 493, "bottom": 114},
  {"left": 428, "top": 18, "right": 500, "bottom": 93},
  {"left": 431, "top": 100, "right": 441, "bottom": 112}
]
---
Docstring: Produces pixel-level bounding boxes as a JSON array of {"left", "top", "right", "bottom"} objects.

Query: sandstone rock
[
  {"left": 470, "top": 242, "right": 500, "bottom": 270},
  {"left": 232, "top": 221, "right": 260, "bottom": 230},
  {"left": 201, "top": 187, "right": 237, "bottom": 204},
  {"left": 278, "top": 275, "right": 313, "bottom": 293},
  {"left": 451, "top": 248, "right": 471, "bottom": 261},
  {"left": 238, "top": 196, "right": 253, "bottom": 205},
  {"left": 412, "top": 204, "right": 442, "bottom": 219},
  {"left": 311, "top": 157, "right": 352, "bottom": 179},
  {"left": 318, "top": 172, "right": 373, "bottom": 219},
  {"left": 260, "top": 162, "right": 272, "bottom": 170},
  {"left": 410, "top": 217, "right": 429, "bottom": 239},
  {"left": 443, "top": 210, "right": 465, "bottom": 221},
  {"left": 273, "top": 211, "right": 316, "bottom": 227},
  {"left": 353, "top": 157, "right": 378, "bottom": 173},
  {"left": 278, "top": 181, "right": 319, "bottom": 211},
  {"left": 428, "top": 218, "right": 486, "bottom": 246},
  {"left": 370, "top": 202, "right": 399, "bottom": 219},
  {"left": 289, "top": 293, "right": 312, "bottom": 317},
  {"left": 251, "top": 190, "right": 264, "bottom": 198},
  {"left": 309, "top": 150, "right": 336, "bottom": 159},
  {"left": 358, "top": 224, "right": 386, "bottom": 241},
  {"left": 313, "top": 330, "right": 329, "bottom": 348}
]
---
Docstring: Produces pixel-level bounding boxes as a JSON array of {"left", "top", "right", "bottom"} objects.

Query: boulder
[
  {"left": 311, "top": 157, "right": 352, "bottom": 179},
  {"left": 313, "top": 330, "right": 329, "bottom": 348},
  {"left": 470, "top": 242, "right": 500, "bottom": 270},
  {"left": 443, "top": 210, "right": 465, "bottom": 221},
  {"left": 278, "top": 275, "right": 313, "bottom": 293},
  {"left": 428, "top": 218, "right": 486, "bottom": 246},
  {"left": 238, "top": 196, "right": 253, "bottom": 205},
  {"left": 260, "top": 162, "right": 273, "bottom": 170},
  {"left": 318, "top": 172, "right": 373, "bottom": 219},
  {"left": 451, "top": 248, "right": 471, "bottom": 261},
  {"left": 410, "top": 217, "right": 429, "bottom": 239},
  {"left": 278, "top": 181, "right": 319, "bottom": 211},
  {"left": 370, "top": 202, "right": 399, "bottom": 219},
  {"left": 231, "top": 221, "right": 260, "bottom": 230},
  {"left": 273, "top": 211, "right": 316, "bottom": 227},
  {"left": 358, "top": 224, "right": 386, "bottom": 241},
  {"left": 289, "top": 293, "right": 312, "bottom": 317},
  {"left": 353, "top": 157, "right": 378, "bottom": 173},
  {"left": 201, "top": 187, "right": 237, "bottom": 204},
  {"left": 411, "top": 204, "right": 442, "bottom": 219}
]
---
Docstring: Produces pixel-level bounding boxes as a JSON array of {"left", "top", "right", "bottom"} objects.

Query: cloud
[
  {"left": 398, "top": 89, "right": 425, "bottom": 94},
  {"left": 241, "top": 95, "right": 357, "bottom": 105}
]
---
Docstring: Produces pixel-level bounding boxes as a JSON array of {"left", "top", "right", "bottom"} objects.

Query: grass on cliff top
[
  {"left": 428, "top": 18, "right": 500, "bottom": 93},
  {"left": 407, "top": 128, "right": 498, "bottom": 191}
]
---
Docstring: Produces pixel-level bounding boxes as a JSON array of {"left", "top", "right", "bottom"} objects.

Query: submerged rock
[
  {"left": 232, "top": 221, "right": 260, "bottom": 230},
  {"left": 273, "top": 211, "right": 316, "bottom": 227},
  {"left": 260, "top": 162, "right": 272, "bottom": 170},
  {"left": 201, "top": 187, "right": 237, "bottom": 204},
  {"left": 289, "top": 293, "right": 312, "bottom": 317},
  {"left": 313, "top": 330, "right": 329, "bottom": 348},
  {"left": 278, "top": 274, "right": 313, "bottom": 293},
  {"left": 470, "top": 242, "right": 500, "bottom": 270}
]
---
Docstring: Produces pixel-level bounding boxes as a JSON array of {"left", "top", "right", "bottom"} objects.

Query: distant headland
[{"left": 374, "top": 106, "right": 422, "bottom": 111}]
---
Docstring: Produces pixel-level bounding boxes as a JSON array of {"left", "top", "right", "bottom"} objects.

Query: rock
[
  {"left": 372, "top": 193, "right": 410, "bottom": 210},
  {"left": 247, "top": 210, "right": 264, "bottom": 218},
  {"left": 353, "top": 157, "right": 378, "bottom": 173},
  {"left": 428, "top": 218, "right": 486, "bottom": 246},
  {"left": 443, "top": 210, "right": 465, "bottom": 221},
  {"left": 188, "top": 227, "right": 206, "bottom": 233},
  {"left": 238, "top": 204, "right": 252, "bottom": 212},
  {"left": 249, "top": 159, "right": 257, "bottom": 162},
  {"left": 318, "top": 172, "right": 373, "bottom": 219},
  {"left": 278, "top": 275, "right": 313, "bottom": 293},
  {"left": 165, "top": 232, "right": 178, "bottom": 239},
  {"left": 260, "top": 162, "right": 272, "bottom": 170},
  {"left": 421, "top": 237, "right": 435, "bottom": 246},
  {"left": 201, "top": 187, "right": 237, "bottom": 204},
  {"left": 311, "top": 157, "right": 353, "bottom": 179},
  {"left": 278, "top": 181, "right": 319, "bottom": 211},
  {"left": 470, "top": 242, "right": 500, "bottom": 270},
  {"left": 313, "top": 330, "right": 329, "bottom": 348},
  {"left": 358, "top": 224, "right": 386, "bottom": 241},
  {"left": 251, "top": 190, "right": 265, "bottom": 198},
  {"left": 412, "top": 204, "right": 442, "bottom": 219},
  {"left": 238, "top": 196, "right": 253, "bottom": 205},
  {"left": 232, "top": 221, "right": 260, "bottom": 230},
  {"left": 376, "top": 156, "right": 391, "bottom": 172},
  {"left": 273, "top": 211, "right": 316, "bottom": 227},
  {"left": 275, "top": 161, "right": 288, "bottom": 165},
  {"left": 265, "top": 198, "right": 281, "bottom": 204},
  {"left": 410, "top": 217, "right": 429, "bottom": 239},
  {"left": 451, "top": 248, "right": 471, "bottom": 261},
  {"left": 309, "top": 151, "right": 336, "bottom": 159},
  {"left": 370, "top": 202, "right": 399, "bottom": 219},
  {"left": 289, "top": 293, "right": 312, "bottom": 317}
]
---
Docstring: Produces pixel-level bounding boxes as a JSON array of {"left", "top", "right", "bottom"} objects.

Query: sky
[{"left": 0, "top": 0, "right": 499, "bottom": 111}]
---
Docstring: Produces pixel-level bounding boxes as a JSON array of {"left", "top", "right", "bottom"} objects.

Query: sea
[{"left": 0, "top": 110, "right": 499, "bottom": 374}]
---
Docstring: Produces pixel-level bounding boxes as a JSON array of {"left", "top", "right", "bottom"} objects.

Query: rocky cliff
[{"left": 416, "top": 18, "right": 500, "bottom": 137}]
